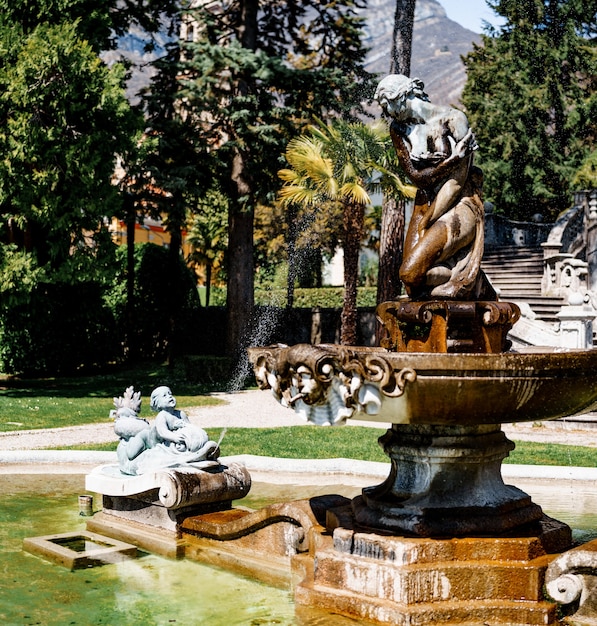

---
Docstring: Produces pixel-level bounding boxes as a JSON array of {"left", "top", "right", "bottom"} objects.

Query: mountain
[
  {"left": 360, "top": 0, "right": 481, "bottom": 106},
  {"left": 111, "top": 0, "right": 480, "bottom": 107}
]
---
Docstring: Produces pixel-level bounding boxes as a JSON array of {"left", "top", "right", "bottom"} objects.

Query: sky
[{"left": 439, "top": 0, "right": 503, "bottom": 33}]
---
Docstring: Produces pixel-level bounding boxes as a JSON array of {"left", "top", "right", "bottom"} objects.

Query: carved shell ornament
[{"left": 250, "top": 344, "right": 416, "bottom": 426}]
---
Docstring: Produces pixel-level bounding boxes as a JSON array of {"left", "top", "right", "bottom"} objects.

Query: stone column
[
  {"left": 351, "top": 423, "right": 543, "bottom": 537},
  {"left": 556, "top": 294, "right": 595, "bottom": 349}
]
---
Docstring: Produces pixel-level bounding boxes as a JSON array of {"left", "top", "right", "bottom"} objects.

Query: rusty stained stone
[
  {"left": 292, "top": 518, "right": 571, "bottom": 625},
  {"left": 333, "top": 516, "right": 572, "bottom": 564},
  {"left": 294, "top": 583, "right": 559, "bottom": 626},
  {"left": 310, "top": 550, "right": 553, "bottom": 604}
]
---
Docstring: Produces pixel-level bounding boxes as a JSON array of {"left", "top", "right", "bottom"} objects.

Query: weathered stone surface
[
  {"left": 86, "top": 462, "right": 252, "bottom": 557},
  {"left": 546, "top": 538, "right": 597, "bottom": 625},
  {"left": 294, "top": 517, "right": 571, "bottom": 625},
  {"left": 86, "top": 462, "right": 251, "bottom": 509},
  {"left": 182, "top": 496, "right": 350, "bottom": 588}
]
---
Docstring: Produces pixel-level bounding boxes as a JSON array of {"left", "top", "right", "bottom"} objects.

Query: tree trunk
[
  {"left": 286, "top": 203, "right": 298, "bottom": 309},
  {"left": 377, "top": 196, "right": 406, "bottom": 304},
  {"left": 205, "top": 263, "right": 212, "bottom": 307},
  {"left": 226, "top": 200, "right": 255, "bottom": 357},
  {"left": 225, "top": 0, "right": 258, "bottom": 358},
  {"left": 166, "top": 199, "right": 184, "bottom": 366},
  {"left": 375, "top": 0, "right": 416, "bottom": 344},
  {"left": 390, "top": 0, "right": 416, "bottom": 75},
  {"left": 341, "top": 201, "right": 364, "bottom": 346},
  {"left": 124, "top": 193, "right": 137, "bottom": 361}
]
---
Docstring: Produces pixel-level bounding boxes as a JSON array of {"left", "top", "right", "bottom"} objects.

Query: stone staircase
[{"left": 481, "top": 246, "right": 565, "bottom": 323}]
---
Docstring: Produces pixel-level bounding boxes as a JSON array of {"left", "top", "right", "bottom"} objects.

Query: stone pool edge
[{"left": 0, "top": 450, "right": 596, "bottom": 484}]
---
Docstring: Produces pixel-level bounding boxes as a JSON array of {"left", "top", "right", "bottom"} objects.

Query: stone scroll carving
[
  {"left": 249, "top": 344, "right": 416, "bottom": 426},
  {"left": 545, "top": 539, "right": 597, "bottom": 624}
]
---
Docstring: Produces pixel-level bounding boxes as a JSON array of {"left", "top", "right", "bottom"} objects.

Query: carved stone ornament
[{"left": 248, "top": 344, "right": 416, "bottom": 426}]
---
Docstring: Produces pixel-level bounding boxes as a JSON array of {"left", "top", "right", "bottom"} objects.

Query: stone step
[
  {"left": 309, "top": 549, "right": 552, "bottom": 605},
  {"left": 483, "top": 265, "right": 544, "bottom": 275},
  {"left": 483, "top": 245, "right": 544, "bottom": 258},
  {"left": 295, "top": 582, "right": 557, "bottom": 626}
]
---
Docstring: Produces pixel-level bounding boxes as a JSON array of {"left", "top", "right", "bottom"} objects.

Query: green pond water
[
  {"left": 2, "top": 473, "right": 597, "bottom": 626},
  {"left": 0, "top": 475, "right": 362, "bottom": 626}
]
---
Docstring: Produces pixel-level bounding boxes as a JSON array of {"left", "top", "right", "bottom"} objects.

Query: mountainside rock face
[{"left": 360, "top": 0, "right": 480, "bottom": 106}]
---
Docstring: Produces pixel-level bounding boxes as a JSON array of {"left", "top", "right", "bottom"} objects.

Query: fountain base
[
  {"left": 350, "top": 423, "right": 543, "bottom": 537},
  {"left": 296, "top": 514, "right": 572, "bottom": 626},
  {"left": 85, "top": 462, "right": 251, "bottom": 558}
]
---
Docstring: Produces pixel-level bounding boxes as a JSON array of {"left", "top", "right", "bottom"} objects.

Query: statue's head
[
  {"left": 150, "top": 386, "right": 175, "bottom": 412},
  {"left": 375, "top": 74, "right": 429, "bottom": 117}
]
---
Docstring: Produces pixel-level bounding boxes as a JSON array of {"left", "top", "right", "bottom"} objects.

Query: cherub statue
[
  {"left": 111, "top": 386, "right": 219, "bottom": 476},
  {"left": 375, "top": 74, "right": 494, "bottom": 300}
]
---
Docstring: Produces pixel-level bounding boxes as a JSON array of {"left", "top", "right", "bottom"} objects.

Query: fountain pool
[{"left": 5, "top": 469, "right": 597, "bottom": 625}]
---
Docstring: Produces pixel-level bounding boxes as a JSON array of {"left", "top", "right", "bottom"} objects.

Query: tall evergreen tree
[
  {"left": 0, "top": 20, "right": 137, "bottom": 278},
  {"left": 178, "top": 0, "right": 374, "bottom": 356},
  {"left": 461, "top": 0, "right": 597, "bottom": 221},
  {"left": 138, "top": 34, "right": 212, "bottom": 363},
  {"left": 0, "top": 0, "right": 178, "bottom": 52},
  {"left": 0, "top": 0, "right": 179, "bottom": 371}
]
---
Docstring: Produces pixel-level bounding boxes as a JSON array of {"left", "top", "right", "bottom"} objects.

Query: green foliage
[
  {"left": 52, "top": 425, "right": 597, "bottom": 469},
  {"left": 186, "top": 187, "right": 229, "bottom": 305},
  {"left": 505, "top": 440, "right": 597, "bottom": 468},
  {"left": 175, "top": 0, "right": 376, "bottom": 354},
  {"left": 210, "top": 426, "right": 388, "bottom": 462},
  {"left": 0, "top": 381, "right": 222, "bottom": 433},
  {"left": 0, "top": 244, "right": 46, "bottom": 306},
  {"left": 0, "top": 0, "right": 178, "bottom": 52},
  {"left": 254, "top": 286, "right": 377, "bottom": 308},
  {"left": 105, "top": 243, "right": 202, "bottom": 360},
  {"left": 574, "top": 149, "right": 597, "bottom": 189},
  {"left": 462, "top": 0, "right": 597, "bottom": 220},
  {"left": 278, "top": 119, "right": 414, "bottom": 343},
  {"left": 0, "top": 19, "right": 137, "bottom": 274},
  {"left": 0, "top": 281, "right": 118, "bottom": 376}
]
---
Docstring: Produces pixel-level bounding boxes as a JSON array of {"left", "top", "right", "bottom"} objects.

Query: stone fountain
[
  {"left": 245, "top": 75, "right": 597, "bottom": 625},
  {"left": 51, "top": 73, "right": 597, "bottom": 626}
]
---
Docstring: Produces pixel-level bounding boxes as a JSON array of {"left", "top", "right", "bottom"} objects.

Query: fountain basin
[{"left": 250, "top": 344, "right": 597, "bottom": 426}]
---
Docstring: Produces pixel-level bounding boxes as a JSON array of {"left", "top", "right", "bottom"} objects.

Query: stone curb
[{"left": 0, "top": 450, "right": 596, "bottom": 482}]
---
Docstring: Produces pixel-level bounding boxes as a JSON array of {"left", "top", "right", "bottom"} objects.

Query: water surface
[{"left": 2, "top": 473, "right": 596, "bottom": 625}]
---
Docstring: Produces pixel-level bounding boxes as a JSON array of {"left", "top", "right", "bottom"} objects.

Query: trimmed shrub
[
  {"left": 105, "top": 243, "right": 203, "bottom": 360},
  {"left": 0, "top": 281, "right": 118, "bottom": 375}
]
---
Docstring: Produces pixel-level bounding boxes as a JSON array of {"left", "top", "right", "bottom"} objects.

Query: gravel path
[{"left": 1, "top": 389, "right": 597, "bottom": 451}]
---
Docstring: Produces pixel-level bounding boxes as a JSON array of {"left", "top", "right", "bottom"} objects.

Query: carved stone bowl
[
  {"left": 249, "top": 344, "right": 597, "bottom": 426},
  {"left": 249, "top": 343, "right": 597, "bottom": 536}
]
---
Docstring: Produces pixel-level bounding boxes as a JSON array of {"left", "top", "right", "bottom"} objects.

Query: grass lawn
[
  {"left": 0, "top": 362, "right": 224, "bottom": 432},
  {"left": 52, "top": 425, "right": 597, "bottom": 468},
  {"left": 2, "top": 363, "right": 596, "bottom": 467}
]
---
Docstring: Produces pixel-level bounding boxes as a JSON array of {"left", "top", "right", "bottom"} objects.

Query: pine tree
[
  {"left": 178, "top": 0, "right": 375, "bottom": 356},
  {"left": 462, "top": 0, "right": 597, "bottom": 221}
]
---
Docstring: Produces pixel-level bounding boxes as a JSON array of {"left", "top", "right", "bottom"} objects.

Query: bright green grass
[
  {"left": 0, "top": 362, "right": 223, "bottom": 432},
  {"left": 53, "top": 426, "right": 597, "bottom": 468}
]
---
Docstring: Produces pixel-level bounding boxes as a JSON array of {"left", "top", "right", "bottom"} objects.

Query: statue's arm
[
  {"left": 390, "top": 121, "right": 475, "bottom": 190},
  {"left": 155, "top": 412, "right": 182, "bottom": 443}
]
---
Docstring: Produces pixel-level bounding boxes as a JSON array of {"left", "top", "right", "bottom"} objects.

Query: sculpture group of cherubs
[{"left": 112, "top": 385, "right": 219, "bottom": 476}]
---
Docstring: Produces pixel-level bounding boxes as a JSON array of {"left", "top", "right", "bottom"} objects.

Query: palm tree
[
  {"left": 186, "top": 190, "right": 228, "bottom": 307},
  {"left": 278, "top": 119, "right": 414, "bottom": 345}
]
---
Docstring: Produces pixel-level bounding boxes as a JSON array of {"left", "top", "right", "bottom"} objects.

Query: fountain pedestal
[
  {"left": 247, "top": 340, "right": 597, "bottom": 623},
  {"left": 296, "top": 514, "right": 572, "bottom": 626},
  {"left": 85, "top": 463, "right": 251, "bottom": 558},
  {"left": 350, "top": 423, "right": 542, "bottom": 537}
]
